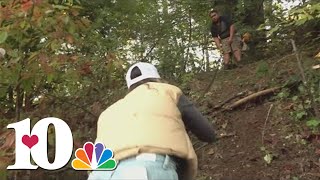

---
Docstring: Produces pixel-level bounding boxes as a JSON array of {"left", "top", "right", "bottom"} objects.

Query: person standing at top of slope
[{"left": 209, "top": 9, "right": 242, "bottom": 69}]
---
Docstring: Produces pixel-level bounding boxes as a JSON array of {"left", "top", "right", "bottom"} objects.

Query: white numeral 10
[{"left": 7, "top": 118, "right": 73, "bottom": 170}]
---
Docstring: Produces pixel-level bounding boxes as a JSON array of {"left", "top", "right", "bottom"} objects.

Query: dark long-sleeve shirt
[
  {"left": 211, "top": 16, "right": 233, "bottom": 39},
  {"left": 177, "top": 94, "right": 216, "bottom": 143}
]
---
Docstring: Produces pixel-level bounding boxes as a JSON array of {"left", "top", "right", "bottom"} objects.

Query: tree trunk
[
  {"left": 205, "top": 36, "right": 210, "bottom": 72},
  {"left": 185, "top": 7, "right": 192, "bottom": 72},
  {"left": 243, "top": 0, "right": 264, "bottom": 27},
  {"left": 8, "top": 86, "right": 14, "bottom": 111},
  {"left": 15, "top": 86, "right": 23, "bottom": 122},
  {"left": 213, "top": 0, "right": 238, "bottom": 18},
  {"left": 160, "top": 0, "right": 170, "bottom": 78},
  {"left": 24, "top": 92, "right": 33, "bottom": 112},
  {"left": 242, "top": 0, "right": 266, "bottom": 61}
]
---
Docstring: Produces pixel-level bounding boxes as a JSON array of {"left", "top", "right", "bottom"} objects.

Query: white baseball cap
[{"left": 125, "top": 62, "right": 161, "bottom": 88}]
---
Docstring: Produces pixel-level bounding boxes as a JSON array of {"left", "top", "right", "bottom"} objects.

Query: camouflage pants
[{"left": 221, "top": 35, "right": 241, "bottom": 54}]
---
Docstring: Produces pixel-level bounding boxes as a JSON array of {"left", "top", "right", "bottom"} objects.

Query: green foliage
[
  {"left": 0, "top": 0, "right": 91, "bottom": 114},
  {"left": 306, "top": 118, "right": 320, "bottom": 131},
  {"left": 276, "top": 88, "right": 290, "bottom": 100},
  {"left": 288, "top": 3, "right": 320, "bottom": 27},
  {"left": 290, "top": 83, "right": 317, "bottom": 121},
  {"left": 0, "top": 31, "right": 8, "bottom": 43},
  {"left": 264, "top": 2, "right": 320, "bottom": 34},
  {"left": 0, "top": 170, "right": 7, "bottom": 180},
  {"left": 291, "top": 108, "right": 308, "bottom": 120},
  {"left": 276, "top": 68, "right": 320, "bottom": 126},
  {"left": 179, "top": 72, "right": 195, "bottom": 91},
  {"left": 262, "top": 1, "right": 320, "bottom": 56},
  {"left": 260, "top": 146, "right": 273, "bottom": 164},
  {"left": 255, "top": 61, "right": 270, "bottom": 78}
]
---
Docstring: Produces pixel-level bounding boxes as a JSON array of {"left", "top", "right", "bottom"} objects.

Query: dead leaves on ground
[
  {"left": 0, "top": 130, "right": 15, "bottom": 151},
  {"left": 0, "top": 130, "right": 15, "bottom": 169}
]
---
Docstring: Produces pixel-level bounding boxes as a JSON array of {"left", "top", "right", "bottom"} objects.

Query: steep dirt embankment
[{"left": 191, "top": 55, "right": 320, "bottom": 180}]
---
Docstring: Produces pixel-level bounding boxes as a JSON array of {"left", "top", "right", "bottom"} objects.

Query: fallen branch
[
  {"left": 192, "top": 141, "right": 201, "bottom": 147},
  {"left": 291, "top": 39, "right": 320, "bottom": 118},
  {"left": 307, "top": 173, "right": 320, "bottom": 177},
  {"left": 210, "top": 80, "right": 301, "bottom": 116},
  {"left": 262, "top": 104, "right": 274, "bottom": 145},
  {"left": 219, "top": 132, "right": 236, "bottom": 138},
  {"left": 197, "top": 66, "right": 220, "bottom": 102},
  {"left": 225, "top": 87, "right": 280, "bottom": 110},
  {"left": 213, "top": 90, "right": 248, "bottom": 110},
  {"left": 290, "top": 39, "right": 307, "bottom": 83},
  {"left": 195, "top": 142, "right": 209, "bottom": 151}
]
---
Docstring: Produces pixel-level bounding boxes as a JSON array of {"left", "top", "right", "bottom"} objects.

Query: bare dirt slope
[{"left": 192, "top": 55, "right": 320, "bottom": 180}]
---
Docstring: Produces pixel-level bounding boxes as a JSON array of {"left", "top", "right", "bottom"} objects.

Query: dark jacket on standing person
[{"left": 211, "top": 16, "right": 233, "bottom": 39}]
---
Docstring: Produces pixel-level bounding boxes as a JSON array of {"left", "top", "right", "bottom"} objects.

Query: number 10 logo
[{"left": 7, "top": 118, "right": 73, "bottom": 170}]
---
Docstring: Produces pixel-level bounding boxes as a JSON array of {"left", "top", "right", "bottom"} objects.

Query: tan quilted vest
[{"left": 95, "top": 82, "right": 198, "bottom": 179}]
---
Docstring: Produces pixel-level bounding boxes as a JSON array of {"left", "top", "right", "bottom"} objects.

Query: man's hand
[{"left": 213, "top": 37, "right": 222, "bottom": 52}]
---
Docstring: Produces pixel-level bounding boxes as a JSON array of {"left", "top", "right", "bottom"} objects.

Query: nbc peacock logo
[{"left": 71, "top": 142, "right": 117, "bottom": 170}]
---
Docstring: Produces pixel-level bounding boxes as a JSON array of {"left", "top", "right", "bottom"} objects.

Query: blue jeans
[{"left": 87, "top": 153, "right": 179, "bottom": 180}]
